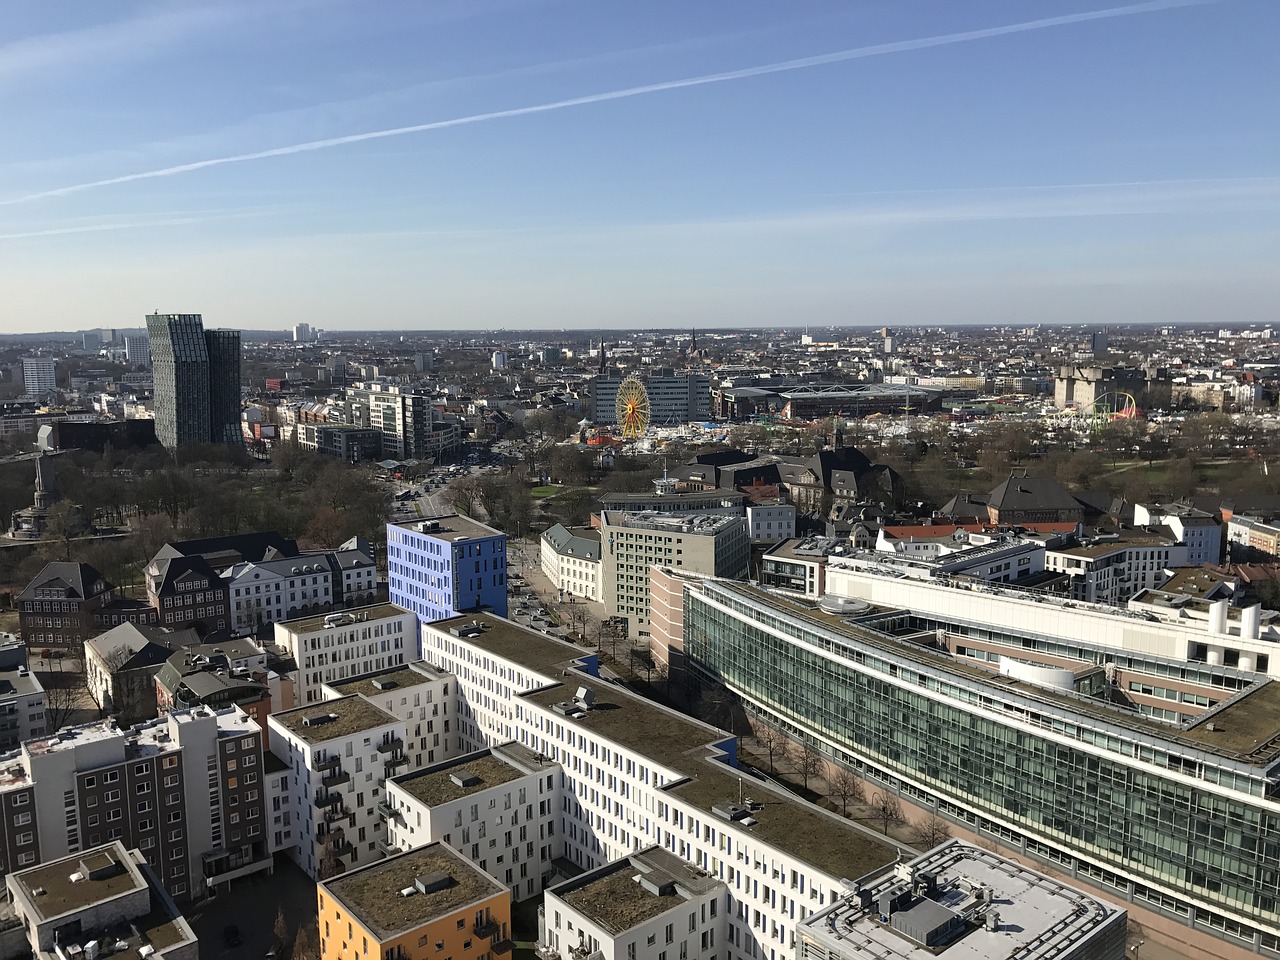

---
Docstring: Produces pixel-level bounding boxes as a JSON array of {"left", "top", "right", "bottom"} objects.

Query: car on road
[{"left": 223, "top": 925, "right": 243, "bottom": 948}]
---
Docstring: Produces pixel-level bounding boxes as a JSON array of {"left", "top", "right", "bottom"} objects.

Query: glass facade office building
[
  {"left": 684, "top": 580, "right": 1280, "bottom": 954},
  {"left": 146, "top": 313, "right": 241, "bottom": 449}
]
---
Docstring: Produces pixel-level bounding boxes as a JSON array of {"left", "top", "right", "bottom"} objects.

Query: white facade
[
  {"left": 746, "top": 503, "right": 796, "bottom": 541},
  {"left": 21, "top": 358, "right": 56, "bottom": 396},
  {"left": 1045, "top": 539, "right": 1188, "bottom": 604},
  {"left": 418, "top": 613, "right": 900, "bottom": 960},
  {"left": 274, "top": 603, "right": 416, "bottom": 704},
  {"left": 267, "top": 696, "right": 409, "bottom": 879},
  {"left": 541, "top": 847, "right": 727, "bottom": 960},
  {"left": 124, "top": 335, "right": 151, "bottom": 365},
  {"left": 1133, "top": 505, "right": 1222, "bottom": 566},
  {"left": 225, "top": 557, "right": 333, "bottom": 632},
  {"left": 0, "top": 641, "right": 44, "bottom": 751},
  {"left": 826, "top": 561, "right": 1280, "bottom": 678},
  {"left": 319, "top": 661, "right": 463, "bottom": 770},
  {"left": 539, "top": 527, "right": 603, "bottom": 603},
  {"left": 385, "top": 743, "right": 560, "bottom": 901}
]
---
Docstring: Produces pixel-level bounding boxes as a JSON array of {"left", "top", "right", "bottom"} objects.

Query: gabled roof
[
  {"left": 987, "top": 474, "right": 1084, "bottom": 514},
  {"left": 87, "top": 622, "right": 200, "bottom": 672},
  {"left": 151, "top": 531, "right": 299, "bottom": 569},
  {"left": 147, "top": 554, "right": 223, "bottom": 595},
  {"left": 18, "top": 562, "right": 111, "bottom": 603}
]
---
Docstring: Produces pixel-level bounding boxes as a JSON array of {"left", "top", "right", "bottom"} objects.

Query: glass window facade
[{"left": 684, "top": 582, "right": 1280, "bottom": 946}]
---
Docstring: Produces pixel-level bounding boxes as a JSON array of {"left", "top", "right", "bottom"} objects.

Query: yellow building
[{"left": 317, "top": 842, "right": 511, "bottom": 960}]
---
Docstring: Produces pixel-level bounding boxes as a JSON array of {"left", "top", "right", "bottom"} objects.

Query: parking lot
[{"left": 185, "top": 858, "right": 317, "bottom": 960}]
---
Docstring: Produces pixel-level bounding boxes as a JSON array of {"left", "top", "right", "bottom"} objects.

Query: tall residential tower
[{"left": 146, "top": 313, "right": 241, "bottom": 449}]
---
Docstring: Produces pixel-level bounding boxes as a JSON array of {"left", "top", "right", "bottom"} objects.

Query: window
[
  {"left": 104, "top": 790, "right": 120, "bottom": 803},
  {"left": 136, "top": 782, "right": 152, "bottom": 794},
  {"left": 13, "top": 812, "right": 31, "bottom": 826}
]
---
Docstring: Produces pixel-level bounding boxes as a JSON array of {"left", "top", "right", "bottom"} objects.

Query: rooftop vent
[
  {"left": 573, "top": 686, "right": 596, "bottom": 709},
  {"left": 371, "top": 679, "right": 398, "bottom": 691},
  {"left": 552, "top": 701, "right": 586, "bottom": 719},
  {"left": 449, "top": 772, "right": 481, "bottom": 788},
  {"left": 302, "top": 713, "right": 339, "bottom": 727},
  {"left": 711, "top": 802, "right": 750, "bottom": 823},
  {"left": 635, "top": 874, "right": 676, "bottom": 897},
  {"left": 398, "top": 887, "right": 416, "bottom": 898},
  {"left": 414, "top": 871, "right": 454, "bottom": 895}
]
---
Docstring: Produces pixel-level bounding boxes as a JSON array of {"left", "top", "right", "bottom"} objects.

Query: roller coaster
[{"left": 1055, "top": 391, "right": 1143, "bottom": 434}]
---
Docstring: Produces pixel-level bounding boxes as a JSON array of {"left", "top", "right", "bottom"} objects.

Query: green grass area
[{"left": 529, "top": 485, "right": 560, "bottom": 499}]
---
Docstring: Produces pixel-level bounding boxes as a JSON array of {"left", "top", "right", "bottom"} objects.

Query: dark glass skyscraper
[{"left": 146, "top": 313, "right": 241, "bottom": 449}]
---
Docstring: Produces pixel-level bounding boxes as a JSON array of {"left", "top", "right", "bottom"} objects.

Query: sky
[{"left": 0, "top": 0, "right": 1276, "bottom": 334}]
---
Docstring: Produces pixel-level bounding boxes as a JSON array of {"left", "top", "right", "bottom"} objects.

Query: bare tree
[
  {"left": 756, "top": 724, "right": 786, "bottom": 775},
  {"left": 273, "top": 906, "right": 292, "bottom": 959},
  {"left": 41, "top": 673, "right": 80, "bottom": 734},
  {"left": 292, "top": 922, "right": 321, "bottom": 960},
  {"left": 831, "top": 768, "right": 864, "bottom": 815},
  {"left": 795, "top": 742, "right": 824, "bottom": 795},
  {"left": 870, "top": 791, "right": 905, "bottom": 836},
  {"left": 909, "top": 814, "right": 952, "bottom": 850}
]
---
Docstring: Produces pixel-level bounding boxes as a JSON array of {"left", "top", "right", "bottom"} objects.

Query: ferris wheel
[{"left": 615, "top": 376, "right": 650, "bottom": 439}]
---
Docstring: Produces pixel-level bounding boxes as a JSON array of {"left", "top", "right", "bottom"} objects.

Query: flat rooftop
[
  {"left": 329, "top": 662, "right": 448, "bottom": 699},
  {"left": 602, "top": 510, "right": 743, "bottom": 535},
  {"left": 556, "top": 848, "right": 723, "bottom": 936},
  {"left": 1182, "top": 679, "right": 1280, "bottom": 759},
  {"left": 271, "top": 695, "right": 398, "bottom": 744},
  {"left": 390, "top": 514, "right": 504, "bottom": 542},
  {"left": 799, "top": 841, "right": 1123, "bottom": 960},
  {"left": 727, "top": 583, "right": 1280, "bottom": 768},
  {"left": 14, "top": 846, "right": 142, "bottom": 921},
  {"left": 277, "top": 601, "right": 412, "bottom": 636},
  {"left": 393, "top": 751, "right": 529, "bottom": 807},
  {"left": 323, "top": 843, "right": 505, "bottom": 942},
  {"left": 671, "top": 757, "right": 898, "bottom": 883},
  {"left": 431, "top": 613, "right": 589, "bottom": 677},
  {"left": 766, "top": 537, "right": 850, "bottom": 562}
]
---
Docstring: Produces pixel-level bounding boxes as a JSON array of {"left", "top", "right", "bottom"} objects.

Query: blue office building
[{"left": 387, "top": 516, "right": 508, "bottom": 637}]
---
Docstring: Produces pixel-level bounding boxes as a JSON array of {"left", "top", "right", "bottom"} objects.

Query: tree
[
  {"left": 870, "top": 790, "right": 905, "bottom": 836},
  {"left": 909, "top": 814, "right": 952, "bottom": 850},
  {"left": 795, "top": 741, "right": 824, "bottom": 795},
  {"left": 41, "top": 672, "right": 80, "bottom": 734},
  {"left": 273, "top": 906, "right": 292, "bottom": 959},
  {"left": 292, "top": 923, "right": 321, "bottom": 960},
  {"left": 45, "top": 501, "right": 86, "bottom": 559},
  {"left": 831, "top": 768, "right": 864, "bottom": 815},
  {"left": 757, "top": 725, "right": 785, "bottom": 775}
]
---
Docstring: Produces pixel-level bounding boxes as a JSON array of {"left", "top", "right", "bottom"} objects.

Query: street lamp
[{"left": 1129, "top": 941, "right": 1144, "bottom": 959}]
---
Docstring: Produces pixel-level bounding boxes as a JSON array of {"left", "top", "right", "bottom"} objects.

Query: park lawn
[{"left": 530, "top": 486, "right": 560, "bottom": 499}]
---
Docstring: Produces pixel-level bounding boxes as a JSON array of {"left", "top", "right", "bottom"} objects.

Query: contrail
[{"left": 0, "top": 0, "right": 1214, "bottom": 208}]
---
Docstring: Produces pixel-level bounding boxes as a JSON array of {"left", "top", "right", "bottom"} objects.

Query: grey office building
[{"left": 146, "top": 314, "right": 242, "bottom": 449}]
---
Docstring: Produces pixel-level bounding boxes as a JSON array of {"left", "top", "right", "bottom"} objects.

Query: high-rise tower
[{"left": 146, "top": 313, "right": 242, "bottom": 449}]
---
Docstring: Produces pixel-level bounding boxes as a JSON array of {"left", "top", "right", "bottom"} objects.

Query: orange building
[{"left": 317, "top": 842, "right": 511, "bottom": 960}]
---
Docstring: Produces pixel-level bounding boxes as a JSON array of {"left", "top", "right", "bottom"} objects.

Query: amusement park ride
[
  {"left": 615, "top": 375, "right": 651, "bottom": 439},
  {"left": 1056, "top": 390, "right": 1143, "bottom": 433}
]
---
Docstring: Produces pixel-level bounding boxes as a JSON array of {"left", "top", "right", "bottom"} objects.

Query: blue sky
[{"left": 1, "top": 0, "right": 1276, "bottom": 333}]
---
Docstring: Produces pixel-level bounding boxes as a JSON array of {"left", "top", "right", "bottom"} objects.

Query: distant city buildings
[
  {"left": 20, "top": 357, "right": 56, "bottom": 397},
  {"left": 124, "top": 333, "right": 151, "bottom": 366},
  {"left": 145, "top": 313, "right": 242, "bottom": 449}
]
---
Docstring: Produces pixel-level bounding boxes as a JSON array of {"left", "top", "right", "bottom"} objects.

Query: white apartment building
[
  {"left": 0, "top": 640, "right": 44, "bottom": 752},
  {"left": 1045, "top": 537, "right": 1189, "bottom": 604},
  {"left": 273, "top": 603, "right": 415, "bottom": 704},
  {"left": 21, "top": 358, "right": 56, "bottom": 397},
  {"left": 539, "top": 525, "right": 603, "bottom": 602},
  {"left": 418, "top": 612, "right": 903, "bottom": 960},
  {"left": 384, "top": 742, "right": 561, "bottom": 901},
  {"left": 541, "top": 846, "right": 727, "bottom": 960},
  {"left": 745, "top": 501, "right": 796, "bottom": 541},
  {"left": 320, "top": 661, "right": 463, "bottom": 770},
  {"left": 268, "top": 695, "right": 410, "bottom": 879},
  {"left": 225, "top": 556, "right": 333, "bottom": 632},
  {"left": 1134, "top": 503, "right": 1222, "bottom": 566}
]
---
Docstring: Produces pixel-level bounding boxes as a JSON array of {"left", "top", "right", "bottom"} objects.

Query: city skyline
[{"left": 2, "top": 0, "right": 1276, "bottom": 333}]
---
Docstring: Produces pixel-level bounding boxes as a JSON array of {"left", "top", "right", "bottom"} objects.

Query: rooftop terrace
[
  {"left": 271, "top": 695, "right": 398, "bottom": 744},
  {"left": 323, "top": 843, "right": 505, "bottom": 941}
]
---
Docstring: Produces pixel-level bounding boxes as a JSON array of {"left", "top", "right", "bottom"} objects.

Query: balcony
[
  {"left": 376, "top": 736, "right": 404, "bottom": 755},
  {"left": 384, "top": 753, "right": 409, "bottom": 771},
  {"left": 323, "top": 832, "right": 354, "bottom": 857},
  {"left": 474, "top": 917, "right": 501, "bottom": 939},
  {"left": 202, "top": 848, "right": 272, "bottom": 887},
  {"left": 377, "top": 837, "right": 400, "bottom": 855},
  {"left": 313, "top": 791, "right": 341, "bottom": 810},
  {"left": 321, "top": 769, "right": 349, "bottom": 789},
  {"left": 376, "top": 799, "right": 399, "bottom": 819},
  {"left": 324, "top": 805, "right": 350, "bottom": 825},
  {"left": 317, "top": 754, "right": 342, "bottom": 771}
]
